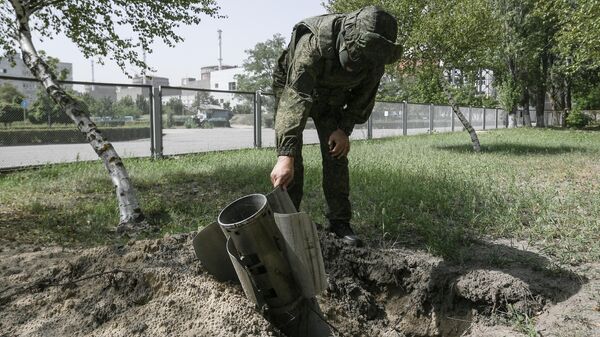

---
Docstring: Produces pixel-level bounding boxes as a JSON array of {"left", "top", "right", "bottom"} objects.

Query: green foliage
[
  {"left": 0, "top": 83, "right": 25, "bottom": 105},
  {"left": 377, "top": 72, "right": 409, "bottom": 102},
  {"left": 0, "top": 102, "right": 25, "bottom": 126},
  {"left": 113, "top": 96, "right": 140, "bottom": 117},
  {"left": 184, "top": 118, "right": 196, "bottom": 129},
  {"left": 39, "top": 51, "right": 71, "bottom": 80},
  {"left": 235, "top": 33, "right": 286, "bottom": 92},
  {"left": 326, "top": 0, "right": 500, "bottom": 106},
  {"left": 497, "top": 77, "right": 522, "bottom": 113},
  {"left": 232, "top": 102, "right": 252, "bottom": 114},
  {"left": 507, "top": 304, "right": 538, "bottom": 337},
  {"left": 573, "top": 82, "right": 600, "bottom": 110},
  {"left": 1, "top": 1, "right": 221, "bottom": 76},
  {"left": 135, "top": 95, "right": 150, "bottom": 114},
  {"left": 191, "top": 91, "right": 219, "bottom": 111},
  {"left": 402, "top": 67, "right": 446, "bottom": 104},
  {"left": 79, "top": 94, "right": 114, "bottom": 117},
  {"left": 234, "top": 34, "right": 286, "bottom": 113},
  {"left": 27, "top": 90, "right": 70, "bottom": 125},
  {"left": 164, "top": 97, "right": 186, "bottom": 116},
  {"left": 565, "top": 108, "right": 591, "bottom": 129},
  {"left": 555, "top": 0, "right": 600, "bottom": 74}
]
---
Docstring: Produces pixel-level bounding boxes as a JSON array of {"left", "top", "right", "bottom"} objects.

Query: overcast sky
[{"left": 35, "top": 0, "right": 326, "bottom": 84}]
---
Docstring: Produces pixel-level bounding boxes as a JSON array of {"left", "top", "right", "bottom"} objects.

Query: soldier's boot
[{"left": 329, "top": 221, "right": 363, "bottom": 247}]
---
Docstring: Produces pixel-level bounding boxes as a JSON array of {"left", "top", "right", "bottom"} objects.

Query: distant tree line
[
  {"left": 325, "top": 0, "right": 600, "bottom": 128},
  {"left": 0, "top": 82, "right": 152, "bottom": 127}
]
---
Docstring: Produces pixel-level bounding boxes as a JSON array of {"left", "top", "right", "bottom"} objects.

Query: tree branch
[{"left": 28, "top": 0, "right": 65, "bottom": 14}]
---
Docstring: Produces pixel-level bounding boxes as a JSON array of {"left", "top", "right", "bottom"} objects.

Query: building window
[
  {"left": 214, "top": 83, "right": 219, "bottom": 89},
  {"left": 228, "top": 82, "right": 236, "bottom": 91},
  {"left": 1, "top": 69, "right": 6, "bottom": 74}
]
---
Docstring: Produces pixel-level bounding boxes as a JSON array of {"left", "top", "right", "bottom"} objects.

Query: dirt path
[{"left": 1, "top": 233, "right": 598, "bottom": 337}]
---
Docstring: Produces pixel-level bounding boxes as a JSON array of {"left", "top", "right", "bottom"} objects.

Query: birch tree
[{"left": 0, "top": 0, "right": 219, "bottom": 231}]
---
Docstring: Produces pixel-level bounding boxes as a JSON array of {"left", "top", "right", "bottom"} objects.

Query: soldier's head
[{"left": 337, "top": 6, "right": 402, "bottom": 72}]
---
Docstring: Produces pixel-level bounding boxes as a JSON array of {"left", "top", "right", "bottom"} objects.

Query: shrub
[
  {"left": 566, "top": 108, "right": 592, "bottom": 129},
  {"left": 0, "top": 103, "right": 25, "bottom": 126},
  {"left": 184, "top": 118, "right": 196, "bottom": 129}
]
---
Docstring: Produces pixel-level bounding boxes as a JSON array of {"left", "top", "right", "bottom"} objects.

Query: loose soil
[{"left": 1, "top": 233, "right": 598, "bottom": 337}]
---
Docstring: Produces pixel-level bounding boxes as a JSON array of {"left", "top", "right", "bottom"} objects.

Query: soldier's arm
[
  {"left": 338, "top": 66, "right": 385, "bottom": 136},
  {"left": 274, "top": 34, "right": 320, "bottom": 157}
]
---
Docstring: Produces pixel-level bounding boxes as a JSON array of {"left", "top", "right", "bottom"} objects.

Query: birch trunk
[
  {"left": 11, "top": 1, "right": 145, "bottom": 229},
  {"left": 535, "top": 53, "right": 548, "bottom": 128},
  {"left": 522, "top": 88, "right": 532, "bottom": 127},
  {"left": 523, "top": 105, "right": 532, "bottom": 126},
  {"left": 440, "top": 78, "right": 481, "bottom": 152},
  {"left": 509, "top": 108, "right": 518, "bottom": 128}
]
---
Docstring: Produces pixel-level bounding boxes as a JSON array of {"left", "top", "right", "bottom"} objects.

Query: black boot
[{"left": 328, "top": 222, "right": 363, "bottom": 247}]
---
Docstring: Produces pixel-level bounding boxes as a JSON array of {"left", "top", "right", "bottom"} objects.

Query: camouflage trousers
[{"left": 286, "top": 102, "right": 351, "bottom": 225}]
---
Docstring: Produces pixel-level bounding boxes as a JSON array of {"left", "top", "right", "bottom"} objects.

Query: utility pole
[
  {"left": 91, "top": 59, "right": 95, "bottom": 90},
  {"left": 217, "top": 29, "right": 223, "bottom": 70}
]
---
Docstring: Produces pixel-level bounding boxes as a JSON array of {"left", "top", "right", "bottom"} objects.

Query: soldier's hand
[
  {"left": 328, "top": 129, "right": 350, "bottom": 159},
  {"left": 271, "top": 156, "right": 295, "bottom": 190}
]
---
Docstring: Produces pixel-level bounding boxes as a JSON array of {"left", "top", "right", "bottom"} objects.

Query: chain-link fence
[
  {"left": 0, "top": 76, "right": 152, "bottom": 168},
  {"left": 1, "top": 75, "right": 518, "bottom": 169}
]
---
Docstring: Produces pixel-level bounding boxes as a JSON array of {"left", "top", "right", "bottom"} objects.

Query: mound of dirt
[{"left": 1, "top": 233, "right": 598, "bottom": 337}]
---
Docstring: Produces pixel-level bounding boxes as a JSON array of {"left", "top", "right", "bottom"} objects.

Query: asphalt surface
[{"left": 0, "top": 125, "right": 482, "bottom": 169}]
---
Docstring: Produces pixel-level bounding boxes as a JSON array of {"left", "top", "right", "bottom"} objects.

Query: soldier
[{"left": 270, "top": 6, "right": 402, "bottom": 246}]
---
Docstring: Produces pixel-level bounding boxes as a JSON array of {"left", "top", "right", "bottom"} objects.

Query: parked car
[{"left": 195, "top": 108, "right": 233, "bottom": 128}]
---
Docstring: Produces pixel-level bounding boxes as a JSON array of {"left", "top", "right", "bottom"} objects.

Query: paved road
[{"left": 0, "top": 126, "right": 481, "bottom": 169}]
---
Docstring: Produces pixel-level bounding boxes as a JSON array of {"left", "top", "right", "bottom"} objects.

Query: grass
[{"left": 1, "top": 128, "right": 599, "bottom": 264}]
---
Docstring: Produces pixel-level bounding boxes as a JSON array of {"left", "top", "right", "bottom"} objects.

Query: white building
[
  {"left": 83, "top": 85, "right": 117, "bottom": 101},
  {"left": 116, "top": 75, "right": 169, "bottom": 102},
  {"left": 178, "top": 65, "right": 244, "bottom": 109},
  {"left": 209, "top": 67, "right": 245, "bottom": 105},
  {"left": 179, "top": 77, "right": 210, "bottom": 106},
  {"left": 0, "top": 55, "right": 73, "bottom": 107}
]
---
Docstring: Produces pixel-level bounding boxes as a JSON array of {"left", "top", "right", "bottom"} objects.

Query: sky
[{"left": 34, "top": 0, "right": 327, "bottom": 85}]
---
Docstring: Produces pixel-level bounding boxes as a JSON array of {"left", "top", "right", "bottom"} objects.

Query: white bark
[
  {"left": 440, "top": 78, "right": 481, "bottom": 152},
  {"left": 10, "top": 0, "right": 145, "bottom": 227},
  {"left": 509, "top": 113, "right": 518, "bottom": 128},
  {"left": 523, "top": 108, "right": 532, "bottom": 127}
]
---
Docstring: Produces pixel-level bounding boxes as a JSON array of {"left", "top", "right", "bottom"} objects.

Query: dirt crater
[{"left": 0, "top": 233, "right": 597, "bottom": 337}]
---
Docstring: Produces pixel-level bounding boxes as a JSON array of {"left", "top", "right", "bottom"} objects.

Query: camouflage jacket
[{"left": 272, "top": 14, "right": 385, "bottom": 157}]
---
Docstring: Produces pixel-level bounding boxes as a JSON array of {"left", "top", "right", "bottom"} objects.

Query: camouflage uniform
[{"left": 272, "top": 6, "right": 401, "bottom": 226}]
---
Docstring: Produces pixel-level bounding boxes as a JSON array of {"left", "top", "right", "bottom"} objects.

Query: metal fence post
[
  {"left": 483, "top": 107, "right": 486, "bottom": 130},
  {"left": 495, "top": 108, "right": 499, "bottom": 129},
  {"left": 450, "top": 105, "right": 455, "bottom": 132},
  {"left": 254, "top": 90, "right": 262, "bottom": 148},
  {"left": 148, "top": 87, "right": 155, "bottom": 157},
  {"left": 429, "top": 103, "right": 434, "bottom": 133},
  {"left": 152, "top": 86, "right": 163, "bottom": 159},
  {"left": 402, "top": 101, "right": 408, "bottom": 136},
  {"left": 367, "top": 114, "right": 373, "bottom": 139}
]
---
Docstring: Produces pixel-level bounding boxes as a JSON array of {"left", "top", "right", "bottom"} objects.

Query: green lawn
[{"left": 1, "top": 128, "right": 598, "bottom": 264}]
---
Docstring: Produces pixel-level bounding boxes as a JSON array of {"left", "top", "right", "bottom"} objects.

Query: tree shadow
[
  {"left": 0, "top": 159, "right": 274, "bottom": 246},
  {"left": 436, "top": 143, "right": 589, "bottom": 155}
]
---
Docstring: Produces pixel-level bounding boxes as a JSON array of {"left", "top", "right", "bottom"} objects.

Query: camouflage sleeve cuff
[
  {"left": 276, "top": 135, "right": 299, "bottom": 157},
  {"left": 339, "top": 119, "right": 355, "bottom": 136},
  {"left": 277, "top": 146, "right": 296, "bottom": 157}
]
